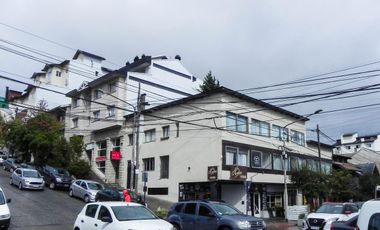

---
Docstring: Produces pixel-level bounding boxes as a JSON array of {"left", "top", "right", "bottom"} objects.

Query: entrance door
[{"left": 253, "top": 192, "right": 261, "bottom": 217}]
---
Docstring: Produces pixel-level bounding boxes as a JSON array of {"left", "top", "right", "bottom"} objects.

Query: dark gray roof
[
  {"left": 41, "top": 60, "right": 70, "bottom": 71},
  {"left": 73, "top": 50, "right": 105, "bottom": 61},
  {"left": 306, "top": 140, "right": 334, "bottom": 149},
  {"left": 356, "top": 163, "right": 377, "bottom": 175},
  {"left": 124, "top": 87, "right": 307, "bottom": 121}
]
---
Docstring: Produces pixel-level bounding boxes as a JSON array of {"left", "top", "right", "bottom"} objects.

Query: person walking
[{"left": 123, "top": 189, "right": 131, "bottom": 202}]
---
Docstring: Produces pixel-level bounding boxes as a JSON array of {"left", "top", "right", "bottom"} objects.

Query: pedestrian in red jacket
[{"left": 123, "top": 189, "right": 131, "bottom": 202}]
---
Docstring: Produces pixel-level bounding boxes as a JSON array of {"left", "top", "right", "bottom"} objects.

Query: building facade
[
  {"left": 86, "top": 87, "right": 332, "bottom": 218},
  {"left": 333, "top": 133, "right": 380, "bottom": 154}
]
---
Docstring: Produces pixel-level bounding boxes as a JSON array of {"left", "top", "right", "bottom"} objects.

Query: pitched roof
[
  {"left": 73, "top": 50, "right": 105, "bottom": 61},
  {"left": 41, "top": 60, "right": 70, "bottom": 71},
  {"left": 124, "top": 87, "right": 307, "bottom": 121}
]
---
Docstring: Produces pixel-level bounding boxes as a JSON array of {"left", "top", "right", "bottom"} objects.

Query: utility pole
[
  {"left": 134, "top": 83, "right": 141, "bottom": 193},
  {"left": 317, "top": 124, "right": 321, "bottom": 172}
]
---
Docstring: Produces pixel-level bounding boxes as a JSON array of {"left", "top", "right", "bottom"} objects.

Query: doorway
[{"left": 253, "top": 192, "right": 261, "bottom": 217}]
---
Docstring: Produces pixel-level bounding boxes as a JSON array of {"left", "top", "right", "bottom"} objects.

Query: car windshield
[
  {"left": 111, "top": 206, "right": 157, "bottom": 221},
  {"left": 0, "top": 191, "right": 5, "bottom": 205},
  {"left": 210, "top": 203, "right": 241, "bottom": 216},
  {"left": 23, "top": 170, "right": 41, "bottom": 178},
  {"left": 316, "top": 204, "right": 344, "bottom": 214},
  {"left": 88, "top": 183, "right": 103, "bottom": 190},
  {"left": 53, "top": 168, "right": 70, "bottom": 177}
]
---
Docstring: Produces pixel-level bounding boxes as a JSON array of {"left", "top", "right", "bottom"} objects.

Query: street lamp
[
  {"left": 282, "top": 109, "right": 322, "bottom": 221},
  {"left": 97, "top": 89, "right": 138, "bottom": 190}
]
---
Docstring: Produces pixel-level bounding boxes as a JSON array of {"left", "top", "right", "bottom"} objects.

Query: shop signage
[
  {"left": 110, "top": 151, "right": 121, "bottom": 161},
  {"left": 95, "top": 156, "right": 106, "bottom": 162},
  {"left": 207, "top": 166, "right": 218, "bottom": 180},
  {"left": 252, "top": 151, "right": 262, "bottom": 168},
  {"left": 230, "top": 166, "right": 247, "bottom": 180}
]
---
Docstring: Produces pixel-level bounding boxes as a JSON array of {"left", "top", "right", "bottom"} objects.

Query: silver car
[
  {"left": 10, "top": 168, "right": 45, "bottom": 190},
  {"left": 69, "top": 180, "right": 104, "bottom": 203}
]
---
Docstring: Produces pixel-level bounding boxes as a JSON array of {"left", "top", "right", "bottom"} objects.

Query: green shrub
[
  {"left": 68, "top": 159, "right": 91, "bottom": 179},
  {"left": 155, "top": 207, "right": 168, "bottom": 219}
]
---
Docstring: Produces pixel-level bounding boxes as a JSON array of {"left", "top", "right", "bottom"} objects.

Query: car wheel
[
  {"left": 9, "top": 178, "right": 13, "bottom": 185},
  {"left": 49, "top": 182, "right": 55, "bottom": 190},
  {"left": 84, "top": 195, "right": 90, "bottom": 203},
  {"left": 69, "top": 189, "right": 73, "bottom": 197},
  {"left": 172, "top": 223, "right": 181, "bottom": 230},
  {"left": 18, "top": 182, "right": 23, "bottom": 190}
]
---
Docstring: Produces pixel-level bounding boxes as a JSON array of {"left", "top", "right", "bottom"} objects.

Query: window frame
[
  {"left": 107, "top": 105, "right": 116, "bottom": 118},
  {"left": 251, "top": 119, "right": 270, "bottom": 137},
  {"left": 93, "top": 110, "right": 100, "bottom": 121},
  {"left": 226, "top": 112, "right": 248, "bottom": 133},
  {"left": 144, "top": 129, "right": 156, "bottom": 143},
  {"left": 109, "top": 82, "right": 117, "bottom": 93},
  {"left": 85, "top": 204, "right": 99, "bottom": 218},
  {"left": 72, "top": 118, "right": 79, "bottom": 128},
  {"left": 160, "top": 155, "right": 169, "bottom": 179},
  {"left": 143, "top": 157, "right": 155, "bottom": 171},
  {"left": 162, "top": 126, "right": 170, "bottom": 139}
]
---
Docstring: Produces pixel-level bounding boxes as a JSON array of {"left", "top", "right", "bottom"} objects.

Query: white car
[
  {"left": 303, "top": 202, "right": 359, "bottom": 230},
  {"left": 357, "top": 199, "right": 380, "bottom": 230},
  {"left": 0, "top": 187, "right": 11, "bottom": 229},
  {"left": 73, "top": 202, "right": 174, "bottom": 230}
]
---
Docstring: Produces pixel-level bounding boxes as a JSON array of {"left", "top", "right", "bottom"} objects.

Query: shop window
[
  {"left": 111, "top": 137, "right": 120, "bottom": 152},
  {"left": 145, "top": 129, "right": 156, "bottom": 143},
  {"left": 225, "top": 146, "right": 249, "bottom": 167},
  {"left": 143, "top": 157, "right": 155, "bottom": 171},
  {"left": 266, "top": 193, "right": 283, "bottom": 209},
  {"left": 226, "top": 112, "right": 248, "bottom": 133},
  {"left": 273, "top": 154, "right": 283, "bottom": 170},
  {"left": 160, "top": 155, "right": 169, "bottom": 179}
]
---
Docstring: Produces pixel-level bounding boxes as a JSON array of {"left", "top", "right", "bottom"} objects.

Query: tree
[
  {"left": 328, "top": 169, "right": 355, "bottom": 202},
  {"left": 357, "top": 174, "right": 380, "bottom": 201},
  {"left": 198, "top": 71, "right": 220, "bottom": 92}
]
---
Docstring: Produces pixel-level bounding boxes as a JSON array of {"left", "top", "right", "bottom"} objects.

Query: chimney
[{"left": 175, "top": 55, "right": 181, "bottom": 61}]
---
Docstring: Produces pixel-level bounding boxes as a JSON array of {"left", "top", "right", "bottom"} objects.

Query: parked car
[
  {"left": 327, "top": 214, "right": 358, "bottom": 230},
  {"left": 167, "top": 200, "right": 266, "bottom": 230},
  {"left": 69, "top": 179, "right": 104, "bottom": 203},
  {"left": 302, "top": 202, "right": 359, "bottom": 230},
  {"left": 19, "top": 163, "right": 36, "bottom": 170},
  {"left": 3, "top": 158, "right": 21, "bottom": 173},
  {"left": 39, "top": 165, "right": 73, "bottom": 190},
  {"left": 356, "top": 199, "right": 380, "bottom": 230},
  {"left": 95, "top": 187, "right": 145, "bottom": 205},
  {"left": 73, "top": 202, "right": 173, "bottom": 230},
  {"left": 0, "top": 186, "right": 11, "bottom": 229},
  {"left": 10, "top": 168, "right": 45, "bottom": 190}
]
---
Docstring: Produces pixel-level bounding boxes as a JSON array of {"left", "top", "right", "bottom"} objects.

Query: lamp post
[{"left": 282, "top": 109, "right": 322, "bottom": 221}]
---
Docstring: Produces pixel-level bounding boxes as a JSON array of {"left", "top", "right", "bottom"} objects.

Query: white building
[
  {"left": 10, "top": 50, "right": 111, "bottom": 112},
  {"left": 83, "top": 87, "right": 332, "bottom": 218},
  {"left": 65, "top": 54, "right": 201, "bottom": 184},
  {"left": 333, "top": 133, "right": 380, "bottom": 154}
]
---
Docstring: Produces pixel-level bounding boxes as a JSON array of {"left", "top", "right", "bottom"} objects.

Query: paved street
[{"left": 0, "top": 168, "right": 84, "bottom": 230}]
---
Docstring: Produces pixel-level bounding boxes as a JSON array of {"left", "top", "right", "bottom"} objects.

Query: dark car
[
  {"left": 3, "top": 158, "right": 22, "bottom": 172},
  {"left": 330, "top": 215, "right": 358, "bottom": 230},
  {"left": 95, "top": 187, "right": 145, "bottom": 205},
  {"left": 167, "top": 200, "right": 266, "bottom": 230},
  {"left": 39, "top": 165, "right": 73, "bottom": 190}
]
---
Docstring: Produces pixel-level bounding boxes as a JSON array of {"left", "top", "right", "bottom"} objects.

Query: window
[
  {"left": 262, "top": 152, "right": 272, "bottom": 169},
  {"left": 143, "top": 157, "right": 155, "bottom": 171},
  {"left": 111, "top": 137, "right": 120, "bottom": 151},
  {"left": 184, "top": 203, "right": 196, "bottom": 215},
  {"left": 109, "top": 82, "right": 117, "bottom": 93},
  {"left": 307, "top": 159, "right": 317, "bottom": 171},
  {"left": 97, "top": 161, "right": 106, "bottom": 174},
  {"left": 346, "top": 146, "right": 351, "bottom": 150},
  {"left": 160, "top": 155, "right": 169, "bottom": 179},
  {"left": 273, "top": 154, "right": 283, "bottom": 170},
  {"left": 251, "top": 150, "right": 262, "bottom": 168},
  {"left": 145, "top": 129, "right": 156, "bottom": 143},
  {"left": 93, "top": 110, "right": 100, "bottom": 121},
  {"left": 272, "top": 125, "right": 289, "bottom": 141},
  {"left": 174, "top": 203, "right": 184, "bottom": 212},
  {"left": 251, "top": 119, "right": 270, "bottom": 137},
  {"left": 107, "top": 105, "right": 115, "bottom": 117},
  {"left": 56, "top": 70, "right": 61, "bottom": 77},
  {"left": 98, "top": 206, "right": 111, "bottom": 220},
  {"left": 97, "top": 140, "right": 107, "bottom": 157},
  {"left": 290, "top": 156, "right": 299, "bottom": 171},
  {"left": 128, "top": 134, "right": 134, "bottom": 146},
  {"left": 366, "top": 143, "right": 372, "bottom": 148},
  {"left": 94, "top": 89, "right": 103, "bottom": 99},
  {"left": 368, "top": 213, "right": 380, "bottom": 230},
  {"left": 73, "top": 98, "right": 79, "bottom": 108},
  {"left": 72, "top": 118, "right": 78, "bottom": 128},
  {"left": 226, "top": 112, "right": 248, "bottom": 133},
  {"left": 267, "top": 194, "right": 283, "bottom": 209},
  {"left": 225, "top": 146, "right": 249, "bottom": 167},
  {"left": 199, "top": 205, "right": 212, "bottom": 216},
  {"left": 162, "top": 126, "right": 170, "bottom": 139},
  {"left": 290, "top": 130, "right": 305, "bottom": 146},
  {"left": 85, "top": 204, "right": 98, "bottom": 218},
  {"left": 321, "top": 162, "right": 332, "bottom": 174}
]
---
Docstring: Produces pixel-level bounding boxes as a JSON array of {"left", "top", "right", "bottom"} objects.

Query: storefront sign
[
  {"left": 207, "top": 166, "right": 218, "bottom": 180},
  {"left": 95, "top": 156, "right": 106, "bottom": 162},
  {"left": 230, "top": 166, "right": 247, "bottom": 180},
  {"left": 110, "top": 151, "right": 121, "bottom": 160}
]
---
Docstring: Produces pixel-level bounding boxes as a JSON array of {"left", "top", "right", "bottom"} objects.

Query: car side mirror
[
  {"left": 7, "top": 198, "right": 11, "bottom": 203},
  {"left": 101, "top": 216, "right": 112, "bottom": 223}
]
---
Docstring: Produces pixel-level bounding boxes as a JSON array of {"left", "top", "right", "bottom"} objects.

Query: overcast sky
[{"left": 1, "top": 0, "right": 380, "bottom": 141}]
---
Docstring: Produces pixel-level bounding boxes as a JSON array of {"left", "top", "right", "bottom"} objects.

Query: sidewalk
[{"left": 265, "top": 218, "right": 301, "bottom": 230}]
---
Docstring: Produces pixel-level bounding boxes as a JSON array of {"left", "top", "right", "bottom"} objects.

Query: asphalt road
[{"left": 0, "top": 168, "right": 84, "bottom": 230}]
